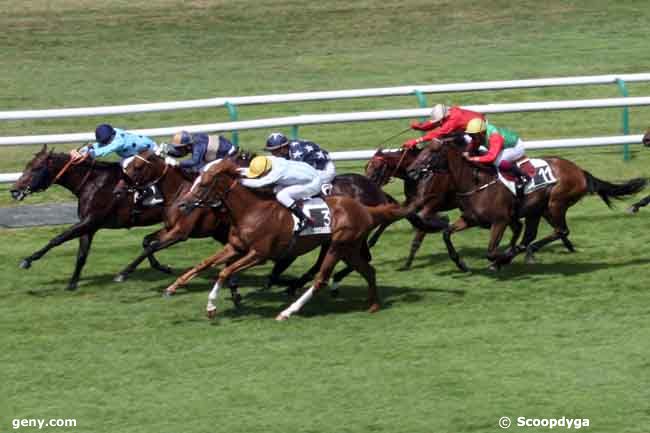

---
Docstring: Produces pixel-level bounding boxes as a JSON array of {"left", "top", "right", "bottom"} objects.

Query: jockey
[
  {"left": 241, "top": 155, "right": 322, "bottom": 233},
  {"left": 264, "top": 132, "right": 336, "bottom": 186},
  {"left": 403, "top": 104, "right": 485, "bottom": 150},
  {"left": 70, "top": 124, "right": 162, "bottom": 205},
  {"left": 462, "top": 118, "right": 531, "bottom": 201},
  {"left": 167, "top": 130, "right": 238, "bottom": 173}
]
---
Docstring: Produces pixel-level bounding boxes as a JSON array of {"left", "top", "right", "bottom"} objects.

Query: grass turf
[{"left": 2, "top": 1, "right": 650, "bottom": 432}]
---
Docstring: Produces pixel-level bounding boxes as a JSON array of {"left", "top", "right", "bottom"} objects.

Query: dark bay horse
[
  {"left": 409, "top": 141, "right": 647, "bottom": 270},
  {"left": 10, "top": 145, "right": 166, "bottom": 290},
  {"left": 365, "top": 148, "right": 452, "bottom": 269},
  {"left": 168, "top": 160, "right": 410, "bottom": 320}
]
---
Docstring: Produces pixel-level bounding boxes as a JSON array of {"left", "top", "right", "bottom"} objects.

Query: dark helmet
[
  {"left": 265, "top": 132, "right": 289, "bottom": 151},
  {"left": 171, "top": 131, "right": 193, "bottom": 147},
  {"left": 95, "top": 124, "right": 116, "bottom": 146}
]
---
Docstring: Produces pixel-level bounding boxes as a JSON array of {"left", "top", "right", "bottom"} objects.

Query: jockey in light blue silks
[{"left": 70, "top": 124, "right": 163, "bottom": 206}]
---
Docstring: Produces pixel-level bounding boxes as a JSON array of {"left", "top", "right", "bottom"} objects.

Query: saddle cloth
[
  {"left": 498, "top": 158, "right": 557, "bottom": 196},
  {"left": 292, "top": 197, "right": 332, "bottom": 235}
]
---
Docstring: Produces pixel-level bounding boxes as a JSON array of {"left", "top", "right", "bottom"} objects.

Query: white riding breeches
[
  {"left": 494, "top": 139, "right": 525, "bottom": 167},
  {"left": 275, "top": 177, "right": 323, "bottom": 208},
  {"left": 317, "top": 161, "right": 336, "bottom": 184}
]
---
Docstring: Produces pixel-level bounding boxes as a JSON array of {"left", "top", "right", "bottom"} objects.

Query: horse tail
[
  {"left": 366, "top": 203, "right": 411, "bottom": 227},
  {"left": 583, "top": 171, "right": 647, "bottom": 208}
]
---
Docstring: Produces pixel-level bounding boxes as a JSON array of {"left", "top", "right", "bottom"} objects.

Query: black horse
[{"left": 10, "top": 145, "right": 167, "bottom": 290}]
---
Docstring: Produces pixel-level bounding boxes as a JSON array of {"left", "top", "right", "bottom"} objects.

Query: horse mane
[{"left": 49, "top": 152, "right": 120, "bottom": 171}]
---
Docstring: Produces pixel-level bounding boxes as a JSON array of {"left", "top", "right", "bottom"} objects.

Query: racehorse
[
  {"left": 408, "top": 140, "right": 647, "bottom": 270},
  {"left": 167, "top": 159, "right": 411, "bottom": 320},
  {"left": 10, "top": 145, "right": 166, "bottom": 290},
  {"left": 365, "top": 148, "right": 452, "bottom": 269},
  {"left": 118, "top": 150, "right": 405, "bottom": 299}
]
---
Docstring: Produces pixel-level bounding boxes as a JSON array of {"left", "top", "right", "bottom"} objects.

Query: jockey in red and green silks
[{"left": 462, "top": 118, "right": 531, "bottom": 198}]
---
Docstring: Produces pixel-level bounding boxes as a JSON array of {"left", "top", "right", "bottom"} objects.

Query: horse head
[
  {"left": 405, "top": 138, "right": 458, "bottom": 181},
  {"left": 120, "top": 150, "right": 166, "bottom": 190},
  {"left": 11, "top": 144, "right": 58, "bottom": 201},
  {"left": 643, "top": 129, "right": 650, "bottom": 147},
  {"left": 178, "top": 159, "right": 239, "bottom": 214}
]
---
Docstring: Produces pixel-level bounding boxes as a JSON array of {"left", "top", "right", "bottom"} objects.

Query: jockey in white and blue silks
[
  {"left": 166, "top": 130, "right": 238, "bottom": 173},
  {"left": 240, "top": 155, "right": 322, "bottom": 232},
  {"left": 264, "top": 132, "right": 336, "bottom": 186},
  {"left": 70, "top": 124, "right": 162, "bottom": 205}
]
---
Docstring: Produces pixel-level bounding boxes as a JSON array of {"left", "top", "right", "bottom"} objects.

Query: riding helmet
[
  {"left": 171, "top": 131, "right": 194, "bottom": 147},
  {"left": 265, "top": 132, "right": 289, "bottom": 150},
  {"left": 95, "top": 124, "right": 116, "bottom": 145}
]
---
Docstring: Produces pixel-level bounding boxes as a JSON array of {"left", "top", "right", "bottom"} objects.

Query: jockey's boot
[
  {"left": 289, "top": 203, "right": 315, "bottom": 233},
  {"left": 510, "top": 164, "right": 531, "bottom": 208},
  {"left": 142, "top": 185, "right": 164, "bottom": 207}
]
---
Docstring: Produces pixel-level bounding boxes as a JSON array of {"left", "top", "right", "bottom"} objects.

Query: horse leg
[
  {"left": 341, "top": 242, "right": 380, "bottom": 313},
  {"left": 399, "top": 229, "right": 426, "bottom": 270},
  {"left": 330, "top": 241, "right": 372, "bottom": 297},
  {"left": 443, "top": 217, "right": 472, "bottom": 272},
  {"left": 486, "top": 221, "right": 509, "bottom": 271},
  {"left": 501, "top": 218, "right": 523, "bottom": 265},
  {"left": 67, "top": 231, "right": 96, "bottom": 291},
  {"left": 165, "top": 244, "right": 242, "bottom": 296},
  {"left": 549, "top": 213, "right": 576, "bottom": 253},
  {"left": 264, "top": 257, "right": 296, "bottom": 292},
  {"left": 206, "top": 250, "right": 264, "bottom": 318},
  {"left": 276, "top": 246, "right": 341, "bottom": 321},
  {"left": 20, "top": 218, "right": 95, "bottom": 270},
  {"left": 367, "top": 222, "right": 390, "bottom": 248},
  {"left": 114, "top": 228, "right": 184, "bottom": 282},
  {"left": 526, "top": 202, "right": 569, "bottom": 258},
  {"left": 144, "top": 231, "right": 173, "bottom": 274},
  {"left": 518, "top": 214, "right": 542, "bottom": 264}
]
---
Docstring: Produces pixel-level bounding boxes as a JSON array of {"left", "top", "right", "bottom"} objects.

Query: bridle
[{"left": 187, "top": 173, "right": 238, "bottom": 209}]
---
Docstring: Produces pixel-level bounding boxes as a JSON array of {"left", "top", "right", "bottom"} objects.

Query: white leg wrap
[
  {"left": 206, "top": 280, "right": 221, "bottom": 312},
  {"left": 281, "top": 286, "right": 315, "bottom": 318}
]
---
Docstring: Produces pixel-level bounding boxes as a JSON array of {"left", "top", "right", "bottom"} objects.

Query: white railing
[
  {"left": 1, "top": 73, "right": 649, "bottom": 120},
  {"left": 2, "top": 96, "right": 650, "bottom": 146}
]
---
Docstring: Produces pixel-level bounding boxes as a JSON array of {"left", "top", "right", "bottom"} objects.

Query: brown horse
[
  {"left": 10, "top": 145, "right": 166, "bottom": 290},
  {"left": 409, "top": 140, "right": 647, "bottom": 270},
  {"left": 167, "top": 159, "right": 410, "bottom": 320},
  {"left": 117, "top": 151, "right": 404, "bottom": 298},
  {"left": 365, "top": 148, "right": 452, "bottom": 269},
  {"left": 626, "top": 129, "right": 650, "bottom": 213}
]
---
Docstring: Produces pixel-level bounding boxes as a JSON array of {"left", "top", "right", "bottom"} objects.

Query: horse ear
[{"left": 40, "top": 144, "right": 47, "bottom": 155}]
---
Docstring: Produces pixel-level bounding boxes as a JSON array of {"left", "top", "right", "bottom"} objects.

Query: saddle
[
  {"left": 291, "top": 197, "right": 332, "bottom": 235},
  {"left": 497, "top": 158, "right": 557, "bottom": 196}
]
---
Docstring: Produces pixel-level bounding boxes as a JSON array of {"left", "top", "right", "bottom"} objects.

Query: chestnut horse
[
  {"left": 168, "top": 159, "right": 410, "bottom": 320},
  {"left": 10, "top": 145, "right": 166, "bottom": 290},
  {"left": 365, "top": 148, "right": 452, "bottom": 269},
  {"left": 409, "top": 140, "right": 647, "bottom": 270}
]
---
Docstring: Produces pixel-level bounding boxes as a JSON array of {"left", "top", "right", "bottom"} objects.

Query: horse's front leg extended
[
  {"left": 165, "top": 244, "right": 242, "bottom": 296},
  {"left": 20, "top": 218, "right": 96, "bottom": 269},
  {"left": 443, "top": 217, "right": 472, "bottom": 272},
  {"left": 207, "top": 250, "right": 264, "bottom": 319}
]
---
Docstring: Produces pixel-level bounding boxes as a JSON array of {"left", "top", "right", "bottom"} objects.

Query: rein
[
  {"left": 388, "top": 150, "right": 408, "bottom": 180},
  {"left": 53, "top": 153, "right": 89, "bottom": 184}
]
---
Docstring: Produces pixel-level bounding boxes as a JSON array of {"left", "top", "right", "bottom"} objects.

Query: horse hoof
[
  {"left": 275, "top": 313, "right": 289, "bottom": 321},
  {"left": 162, "top": 290, "right": 175, "bottom": 299},
  {"left": 206, "top": 308, "right": 217, "bottom": 319},
  {"left": 157, "top": 265, "right": 173, "bottom": 274},
  {"left": 232, "top": 293, "right": 243, "bottom": 308},
  {"left": 626, "top": 206, "right": 639, "bottom": 214},
  {"left": 397, "top": 264, "right": 412, "bottom": 272},
  {"left": 113, "top": 273, "right": 127, "bottom": 283},
  {"left": 19, "top": 259, "right": 32, "bottom": 269},
  {"left": 367, "top": 303, "right": 380, "bottom": 314},
  {"left": 488, "top": 263, "right": 500, "bottom": 272},
  {"left": 66, "top": 282, "right": 78, "bottom": 291},
  {"left": 457, "top": 260, "right": 470, "bottom": 273}
]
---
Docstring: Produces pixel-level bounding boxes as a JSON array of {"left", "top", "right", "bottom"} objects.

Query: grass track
[{"left": 2, "top": 1, "right": 650, "bottom": 432}]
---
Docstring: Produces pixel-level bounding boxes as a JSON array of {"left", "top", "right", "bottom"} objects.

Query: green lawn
[{"left": 2, "top": 1, "right": 650, "bottom": 432}]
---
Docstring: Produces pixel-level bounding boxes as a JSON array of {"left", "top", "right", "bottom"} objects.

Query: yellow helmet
[
  {"left": 246, "top": 156, "right": 272, "bottom": 178},
  {"left": 465, "top": 118, "right": 486, "bottom": 134}
]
